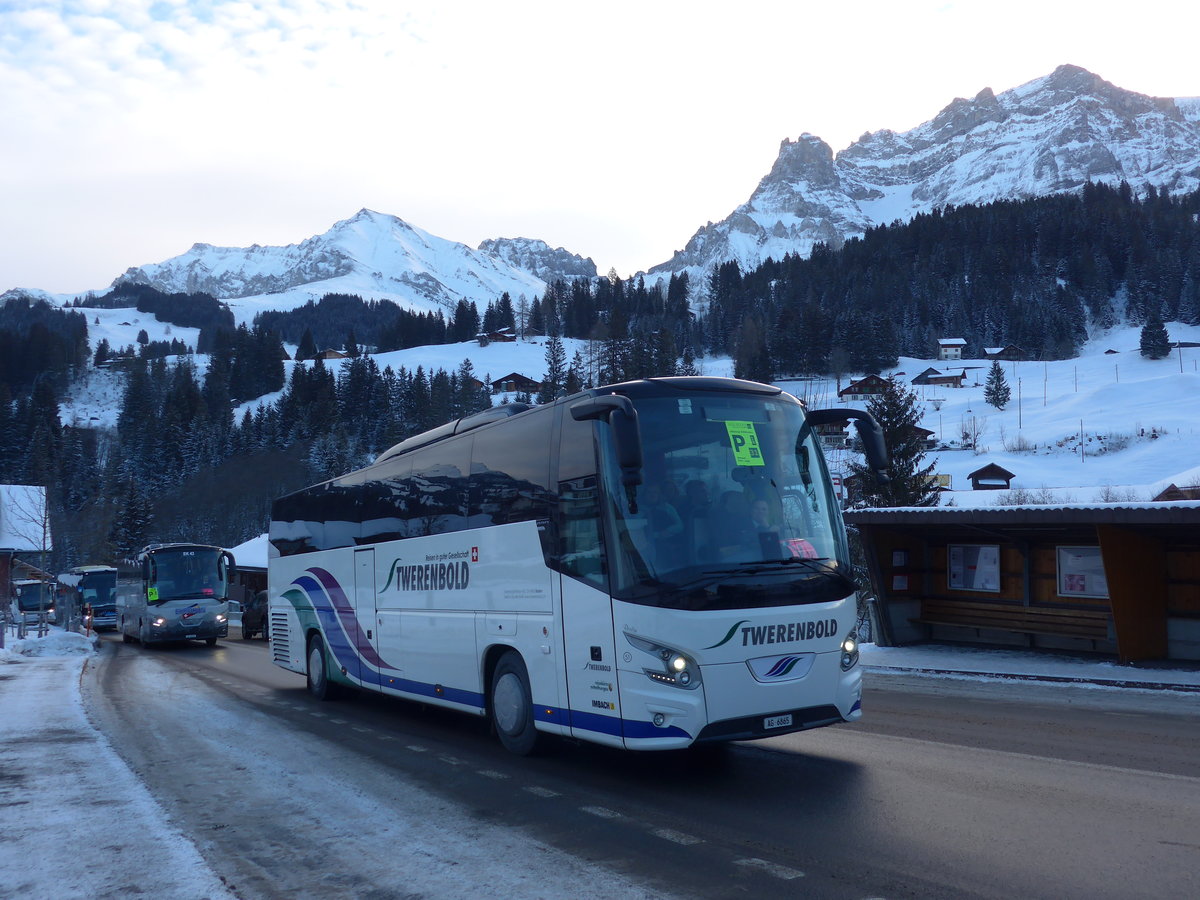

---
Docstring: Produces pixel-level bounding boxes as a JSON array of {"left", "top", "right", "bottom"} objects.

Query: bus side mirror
[
  {"left": 571, "top": 394, "right": 643, "bottom": 513},
  {"left": 808, "top": 408, "right": 891, "bottom": 483},
  {"left": 570, "top": 395, "right": 644, "bottom": 488}
]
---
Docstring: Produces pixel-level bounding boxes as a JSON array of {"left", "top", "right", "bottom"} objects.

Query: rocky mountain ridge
[{"left": 648, "top": 65, "right": 1200, "bottom": 279}]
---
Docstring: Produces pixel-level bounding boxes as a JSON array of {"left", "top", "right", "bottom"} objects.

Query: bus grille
[{"left": 270, "top": 611, "right": 290, "bottom": 663}]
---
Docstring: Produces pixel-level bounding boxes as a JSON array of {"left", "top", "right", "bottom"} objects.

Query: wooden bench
[{"left": 913, "top": 598, "right": 1111, "bottom": 641}]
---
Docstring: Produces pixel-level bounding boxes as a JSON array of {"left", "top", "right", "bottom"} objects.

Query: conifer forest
[{"left": 2, "top": 182, "right": 1199, "bottom": 567}]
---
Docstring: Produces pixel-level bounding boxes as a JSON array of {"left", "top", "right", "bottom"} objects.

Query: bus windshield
[
  {"left": 16, "top": 590, "right": 50, "bottom": 612},
  {"left": 148, "top": 548, "right": 228, "bottom": 603},
  {"left": 81, "top": 571, "right": 116, "bottom": 607},
  {"left": 598, "top": 391, "right": 853, "bottom": 609}
]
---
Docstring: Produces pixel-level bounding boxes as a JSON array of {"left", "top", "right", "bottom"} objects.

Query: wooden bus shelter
[{"left": 843, "top": 503, "right": 1200, "bottom": 664}]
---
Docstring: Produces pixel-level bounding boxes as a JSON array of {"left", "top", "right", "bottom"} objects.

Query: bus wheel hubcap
[
  {"left": 309, "top": 647, "right": 323, "bottom": 687},
  {"left": 494, "top": 673, "right": 523, "bottom": 733}
]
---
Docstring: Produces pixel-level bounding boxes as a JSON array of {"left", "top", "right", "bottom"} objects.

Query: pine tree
[
  {"left": 1139, "top": 310, "right": 1171, "bottom": 359},
  {"left": 983, "top": 360, "right": 1011, "bottom": 410},
  {"left": 539, "top": 334, "right": 567, "bottom": 403},
  {"left": 296, "top": 327, "right": 318, "bottom": 362},
  {"left": 733, "top": 315, "right": 772, "bottom": 383},
  {"left": 847, "top": 378, "right": 939, "bottom": 507}
]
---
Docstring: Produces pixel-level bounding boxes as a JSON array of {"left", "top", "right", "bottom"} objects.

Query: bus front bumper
[{"left": 618, "top": 650, "right": 862, "bottom": 749}]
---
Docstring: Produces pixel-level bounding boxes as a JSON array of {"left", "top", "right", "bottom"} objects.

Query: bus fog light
[{"left": 652, "top": 713, "right": 666, "bottom": 727}]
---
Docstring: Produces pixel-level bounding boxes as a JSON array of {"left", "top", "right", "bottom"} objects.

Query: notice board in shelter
[{"left": 948, "top": 544, "right": 1000, "bottom": 592}]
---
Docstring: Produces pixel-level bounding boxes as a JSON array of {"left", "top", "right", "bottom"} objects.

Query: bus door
[
  {"left": 559, "top": 573, "right": 623, "bottom": 747},
  {"left": 554, "top": 406, "right": 626, "bottom": 747},
  {"left": 352, "top": 548, "right": 380, "bottom": 688}
]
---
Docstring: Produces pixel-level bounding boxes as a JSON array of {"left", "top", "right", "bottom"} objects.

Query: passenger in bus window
[
  {"left": 678, "top": 480, "right": 713, "bottom": 561},
  {"left": 642, "top": 482, "right": 683, "bottom": 568},
  {"left": 750, "top": 499, "right": 773, "bottom": 532},
  {"left": 710, "top": 491, "right": 753, "bottom": 561}
]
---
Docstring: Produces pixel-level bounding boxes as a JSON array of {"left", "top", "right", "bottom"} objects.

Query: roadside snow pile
[{"left": 0, "top": 629, "right": 97, "bottom": 661}]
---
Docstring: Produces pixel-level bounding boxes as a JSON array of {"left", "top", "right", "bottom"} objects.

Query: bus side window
[
  {"left": 408, "top": 441, "right": 471, "bottom": 537},
  {"left": 469, "top": 411, "right": 555, "bottom": 531}
]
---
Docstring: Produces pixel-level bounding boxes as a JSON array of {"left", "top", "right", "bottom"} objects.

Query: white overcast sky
[{"left": 3, "top": 0, "right": 1199, "bottom": 295}]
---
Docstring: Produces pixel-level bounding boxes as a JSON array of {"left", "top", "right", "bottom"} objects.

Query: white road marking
[
  {"left": 734, "top": 857, "right": 804, "bottom": 880},
  {"left": 581, "top": 806, "right": 623, "bottom": 819},
  {"left": 652, "top": 828, "right": 702, "bottom": 845}
]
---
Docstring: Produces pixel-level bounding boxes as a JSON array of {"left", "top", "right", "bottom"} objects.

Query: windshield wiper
[
  {"left": 740, "top": 557, "right": 842, "bottom": 577},
  {"left": 667, "top": 558, "right": 847, "bottom": 593}
]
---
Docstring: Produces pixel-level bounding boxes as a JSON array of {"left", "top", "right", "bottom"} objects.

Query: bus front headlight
[
  {"left": 840, "top": 633, "right": 860, "bottom": 671},
  {"left": 152, "top": 617, "right": 167, "bottom": 628},
  {"left": 625, "top": 633, "right": 702, "bottom": 690}
]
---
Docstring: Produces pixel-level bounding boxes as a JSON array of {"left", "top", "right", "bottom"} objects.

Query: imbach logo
[{"left": 382, "top": 556, "right": 471, "bottom": 592}]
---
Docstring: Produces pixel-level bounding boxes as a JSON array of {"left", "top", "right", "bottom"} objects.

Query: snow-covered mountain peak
[
  {"left": 649, "top": 65, "right": 1200, "bottom": 282},
  {"left": 114, "top": 209, "right": 549, "bottom": 318}
]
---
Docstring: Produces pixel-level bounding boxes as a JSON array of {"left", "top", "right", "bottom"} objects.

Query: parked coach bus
[
  {"left": 117, "top": 543, "right": 234, "bottom": 646},
  {"left": 58, "top": 565, "right": 118, "bottom": 630},
  {"left": 268, "top": 376, "right": 888, "bottom": 754}
]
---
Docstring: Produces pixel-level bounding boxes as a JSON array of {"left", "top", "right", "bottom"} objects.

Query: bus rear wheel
[
  {"left": 491, "top": 651, "right": 538, "bottom": 755},
  {"left": 306, "top": 634, "right": 336, "bottom": 701}
]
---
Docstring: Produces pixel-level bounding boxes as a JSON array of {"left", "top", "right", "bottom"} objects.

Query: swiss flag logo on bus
[{"left": 471, "top": 547, "right": 479, "bottom": 563}]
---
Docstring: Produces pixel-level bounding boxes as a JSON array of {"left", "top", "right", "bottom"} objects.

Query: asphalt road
[{"left": 85, "top": 632, "right": 1200, "bottom": 899}]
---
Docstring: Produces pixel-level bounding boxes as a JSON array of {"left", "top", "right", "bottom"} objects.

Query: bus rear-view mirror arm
[
  {"left": 570, "top": 394, "right": 644, "bottom": 512},
  {"left": 222, "top": 550, "right": 236, "bottom": 599},
  {"left": 809, "top": 408, "right": 891, "bottom": 483}
]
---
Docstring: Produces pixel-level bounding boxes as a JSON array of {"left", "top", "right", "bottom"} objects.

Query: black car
[{"left": 241, "top": 590, "right": 268, "bottom": 640}]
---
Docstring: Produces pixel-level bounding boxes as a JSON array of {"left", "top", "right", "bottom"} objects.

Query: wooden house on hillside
[
  {"left": 937, "top": 338, "right": 967, "bottom": 361},
  {"left": 984, "top": 345, "right": 1026, "bottom": 361},
  {"left": 491, "top": 372, "right": 541, "bottom": 394},
  {"left": 912, "top": 367, "right": 966, "bottom": 389},
  {"left": 837, "top": 374, "right": 890, "bottom": 400}
]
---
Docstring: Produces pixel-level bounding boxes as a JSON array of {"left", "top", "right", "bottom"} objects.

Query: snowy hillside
[
  {"left": 784, "top": 323, "right": 1200, "bottom": 507},
  {"left": 59, "top": 310, "right": 1200, "bottom": 505}
]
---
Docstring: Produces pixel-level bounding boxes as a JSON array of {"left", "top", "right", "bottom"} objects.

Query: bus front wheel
[
  {"left": 491, "top": 651, "right": 538, "bottom": 755},
  {"left": 306, "top": 634, "right": 336, "bottom": 701}
]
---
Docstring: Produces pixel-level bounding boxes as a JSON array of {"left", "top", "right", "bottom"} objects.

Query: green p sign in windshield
[{"left": 725, "top": 420, "right": 765, "bottom": 466}]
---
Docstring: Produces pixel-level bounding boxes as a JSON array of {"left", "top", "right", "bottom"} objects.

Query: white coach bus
[
  {"left": 268, "top": 376, "right": 888, "bottom": 754},
  {"left": 117, "top": 543, "right": 235, "bottom": 646}
]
